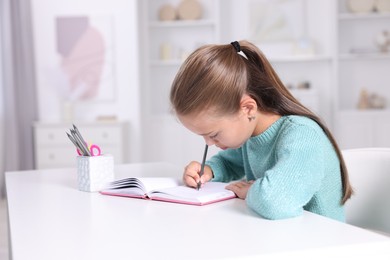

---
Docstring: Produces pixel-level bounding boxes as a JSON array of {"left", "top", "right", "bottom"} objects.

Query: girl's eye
[{"left": 210, "top": 133, "right": 218, "bottom": 139}]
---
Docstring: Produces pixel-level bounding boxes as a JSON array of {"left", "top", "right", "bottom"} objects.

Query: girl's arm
[
  {"left": 206, "top": 148, "right": 245, "bottom": 182},
  {"left": 246, "top": 126, "right": 330, "bottom": 220}
]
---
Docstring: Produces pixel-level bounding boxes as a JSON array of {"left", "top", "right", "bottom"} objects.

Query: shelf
[
  {"left": 338, "top": 12, "right": 390, "bottom": 20},
  {"left": 269, "top": 55, "right": 332, "bottom": 63},
  {"left": 338, "top": 53, "right": 390, "bottom": 60},
  {"left": 338, "top": 109, "right": 390, "bottom": 116},
  {"left": 149, "top": 19, "right": 216, "bottom": 28}
]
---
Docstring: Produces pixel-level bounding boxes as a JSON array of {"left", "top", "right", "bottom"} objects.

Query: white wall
[{"left": 31, "top": 0, "right": 142, "bottom": 161}]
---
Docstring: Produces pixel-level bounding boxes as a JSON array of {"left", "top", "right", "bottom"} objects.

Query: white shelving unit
[
  {"left": 140, "top": 0, "right": 220, "bottom": 117},
  {"left": 137, "top": 0, "right": 390, "bottom": 162},
  {"left": 138, "top": 0, "right": 221, "bottom": 165},
  {"left": 334, "top": 0, "right": 390, "bottom": 148}
]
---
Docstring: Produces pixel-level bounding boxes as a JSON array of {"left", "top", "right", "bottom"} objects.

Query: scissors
[
  {"left": 67, "top": 124, "right": 103, "bottom": 156},
  {"left": 76, "top": 143, "right": 102, "bottom": 156}
]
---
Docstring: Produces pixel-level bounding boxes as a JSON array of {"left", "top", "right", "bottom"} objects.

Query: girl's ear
[{"left": 240, "top": 94, "right": 257, "bottom": 117}]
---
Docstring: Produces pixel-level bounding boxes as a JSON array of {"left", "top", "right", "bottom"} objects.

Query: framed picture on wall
[{"left": 53, "top": 15, "right": 116, "bottom": 102}]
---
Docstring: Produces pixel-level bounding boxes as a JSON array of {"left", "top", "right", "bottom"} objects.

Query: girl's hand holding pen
[{"left": 183, "top": 161, "right": 213, "bottom": 189}]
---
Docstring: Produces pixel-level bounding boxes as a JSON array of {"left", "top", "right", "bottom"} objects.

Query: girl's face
[{"left": 178, "top": 109, "right": 255, "bottom": 150}]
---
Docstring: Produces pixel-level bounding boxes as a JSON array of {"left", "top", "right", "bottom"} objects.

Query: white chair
[{"left": 342, "top": 148, "right": 390, "bottom": 236}]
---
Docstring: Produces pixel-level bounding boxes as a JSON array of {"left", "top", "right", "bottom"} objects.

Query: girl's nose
[{"left": 203, "top": 137, "right": 215, "bottom": 146}]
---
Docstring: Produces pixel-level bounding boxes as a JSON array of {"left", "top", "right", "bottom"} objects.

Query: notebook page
[
  {"left": 139, "top": 177, "right": 181, "bottom": 193},
  {"left": 149, "top": 182, "right": 235, "bottom": 204}
]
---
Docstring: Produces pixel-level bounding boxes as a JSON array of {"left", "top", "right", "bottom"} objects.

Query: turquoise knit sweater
[{"left": 207, "top": 115, "right": 345, "bottom": 221}]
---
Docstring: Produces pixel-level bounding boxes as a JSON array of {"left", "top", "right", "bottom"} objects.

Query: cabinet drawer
[
  {"left": 35, "top": 128, "right": 70, "bottom": 145},
  {"left": 35, "top": 126, "right": 122, "bottom": 145},
  {"left": 80, "top": 127, "right": 122, "bottom": 144},
  {"left": 36, "top": 146, "right": 123, "bottom": 169},
  {"left": 36, "top": 147, "right": 77, "bottom": 168}
]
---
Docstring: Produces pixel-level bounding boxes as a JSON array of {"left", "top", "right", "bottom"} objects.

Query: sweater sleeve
[
  {"left": 206, "top": 148, "right": 245, "bottom": 182},
  {"left": 246, "top": 125, "right": 326, "bottom": 220}
]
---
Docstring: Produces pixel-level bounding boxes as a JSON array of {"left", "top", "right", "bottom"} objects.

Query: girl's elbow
[{"left": 247, "top": 199, "right": 303, "bottom": 220}]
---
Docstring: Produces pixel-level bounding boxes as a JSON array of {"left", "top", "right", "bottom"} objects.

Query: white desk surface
[{"left": 5, "top": 162, "right": 390, "bottom": 260}]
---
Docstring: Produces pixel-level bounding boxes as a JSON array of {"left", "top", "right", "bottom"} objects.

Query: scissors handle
[
  {"left": 76, "top": 143, "right": 101, "bottom": 156},
  {"left": 89, "top": 144, "right": 101, "bottom": 156}
]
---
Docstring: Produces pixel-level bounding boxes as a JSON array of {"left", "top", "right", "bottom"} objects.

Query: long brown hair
[{"left": 170, "top": 40, "right": 353, "bottom": 204}]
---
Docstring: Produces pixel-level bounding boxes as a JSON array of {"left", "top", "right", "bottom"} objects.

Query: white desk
[{"left": 6, "top": 162, "right": 390, "bottom": 260}]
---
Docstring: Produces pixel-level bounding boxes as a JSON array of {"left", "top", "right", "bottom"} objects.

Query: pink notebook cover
[
  {"left": 149, "top": 194, "right": 237, "bottom": 206},
  {"left": 100, "top": 189, "right": 236, "bottom": 206}
]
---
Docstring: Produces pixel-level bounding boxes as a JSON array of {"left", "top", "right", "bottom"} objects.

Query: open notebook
[{"left": 100, "top": 177, "right": 236, "bottom": 206}]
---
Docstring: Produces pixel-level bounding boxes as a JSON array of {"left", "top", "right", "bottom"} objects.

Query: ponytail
[{"left": 238, "top": 40, "right": 353, "bottom": 204}]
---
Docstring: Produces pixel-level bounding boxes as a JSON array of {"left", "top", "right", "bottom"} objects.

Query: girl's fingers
[
  {"left": 183, "top": 173, "right": 198, "bottom": 188},
  {"left": 183, "top": 161, "right": 202, "bottom": 187},
  {"left": 226, "top": 181, "right": 254, "bottom": 199}
]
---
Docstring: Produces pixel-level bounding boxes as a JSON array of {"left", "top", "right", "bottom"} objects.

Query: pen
[
  {"left": 66, "top": 132, "right": 80, "bottom": 151},
  {"left": 72, "top": 125, "right": 91, "bottom": 156},
  {"left": 70, "top": 129, "right": 86, "bottom": 156},
  {"left": 197, "top": 144, "right": 208, "bottom": 190}
]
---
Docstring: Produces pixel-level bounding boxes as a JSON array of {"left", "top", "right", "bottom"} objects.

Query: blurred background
[
  {"left": 1, "top": 0, "right": 390, "bottom": 197},
  {"left": 1, "top": 0, "right": 390, "bottom": 258}
]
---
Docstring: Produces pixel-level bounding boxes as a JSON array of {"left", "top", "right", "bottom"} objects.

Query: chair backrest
[{"left": 342, "top": 148, "right": 390, "bottom": 235}]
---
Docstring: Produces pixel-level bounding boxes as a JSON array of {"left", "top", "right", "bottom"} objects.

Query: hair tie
[
  {"left": 230, "top": 41, "right": 248, "bottom": 60},
  {"left": 231, "top": 41, "right": 241, "bottom": 52}
]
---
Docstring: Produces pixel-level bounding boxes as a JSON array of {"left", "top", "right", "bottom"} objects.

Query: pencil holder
[{"left": 77, "top": 154, "right": 114, "bottom": 192}]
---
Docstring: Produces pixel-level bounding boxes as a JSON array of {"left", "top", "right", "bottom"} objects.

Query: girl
[{"left": 169, "top": 40, "right": 353, "bottom": 221}]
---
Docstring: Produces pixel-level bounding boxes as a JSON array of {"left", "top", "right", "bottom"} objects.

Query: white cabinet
[
  {"left": 33, "top": 122, "right": 127, "bottom": 169},
  {"left": 334, "top": 0, "right": 390, "bottom": 148}
]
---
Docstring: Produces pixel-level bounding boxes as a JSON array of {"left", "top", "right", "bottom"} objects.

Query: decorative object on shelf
[
  {"left": 347, "top": 0, "right": 375, "bottom": 13},
  {"left": 297, "top": 81, "right": 311, "bottom": 89},
  {"left": 375, "top": 0, "right": 390, "bottom": 13},
  {"left": 160, "top": 43, "right": 173, "bottom": 60},
  {"left": 285, "top": 81, "right": 311, "bottom": 90},
  {"left": 369, "top": 93, "right": 387, "bottom": 109},
  {"left": 292, "top": 38, "right": 315, "bottom": 56},
  {"left": 158, "top": 4, "right": 177, "bottom": 21},
  {"left": 286, "top": 83, "right": 294, "bottom": 89},
  {"left": 357, "top": 88, "right": 387, "bottom": 109},
  {"left": 96, "top": 115, "right": 118, "bottom": 122},
  {"left": 177, "top": 0, "right": 203, "bottom": 20},
  {"left": 375, "top": 30, "right": 390, "bottom": 53},
  {"left": 357, "top": 89, "right": 370, "bottom": 109}
]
